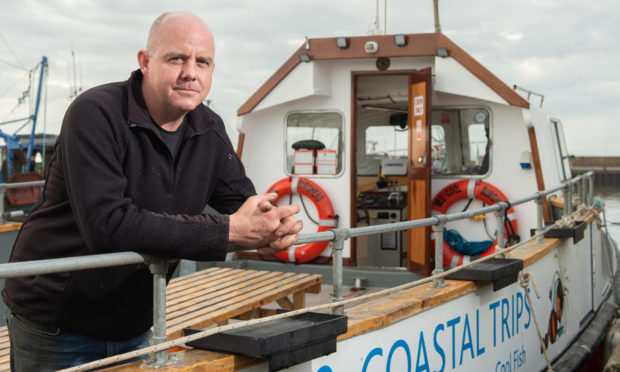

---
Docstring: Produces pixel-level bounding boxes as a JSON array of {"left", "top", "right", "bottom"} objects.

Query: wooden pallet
[
  {"left": 0, "top": 326, "right": 8, "bottom": 371},
  {"left": 165, "top": 267, "right": 322, "bottom": 339}
]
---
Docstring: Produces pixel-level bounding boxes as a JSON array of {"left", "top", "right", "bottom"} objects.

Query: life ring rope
[{"left": 266, "top": 176, "right": 336, "bottom": 263}]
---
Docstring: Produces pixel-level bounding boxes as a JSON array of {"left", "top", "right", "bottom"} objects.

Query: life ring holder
[
  {"left": 431, "top": 179, "right": 518, "bottom": 268},
  {"left": 266, "top": 177, "right": 336, "bottom": 263}
]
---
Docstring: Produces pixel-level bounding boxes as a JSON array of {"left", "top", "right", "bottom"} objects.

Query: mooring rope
[
  {"left": 520, "top": 271, "right": 553, "bottom": 372},
  {"left": 61, "top": 218, "right": 571, "bottom": 372}
]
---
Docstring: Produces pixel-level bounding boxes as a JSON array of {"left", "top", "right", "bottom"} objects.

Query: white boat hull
[{"left": 238, "top": 220, "right": 614, "bottom": 371}]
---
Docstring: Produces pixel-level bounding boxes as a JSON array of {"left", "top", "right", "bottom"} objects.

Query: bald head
[
  {"left": 146, "top": 12, "right": 214, "bottom": 56},
  {"left": 138, "top": 12, "right": 216, "bottom": 129}
]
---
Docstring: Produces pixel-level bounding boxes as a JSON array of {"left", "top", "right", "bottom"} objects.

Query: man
[{"left": 3, "top": 12, "right": 302, "bottom": 371}]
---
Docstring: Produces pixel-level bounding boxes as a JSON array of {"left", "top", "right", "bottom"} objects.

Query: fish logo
[{"left": 542, "top": 254, "right": 569, "bottom": 352}]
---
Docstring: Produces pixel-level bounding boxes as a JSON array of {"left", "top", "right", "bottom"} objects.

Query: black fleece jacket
[{"left": 2, "top": 70, "right": 255, "bottom": 340}]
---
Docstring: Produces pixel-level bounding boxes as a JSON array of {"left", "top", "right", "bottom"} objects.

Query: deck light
[
  {"left": 336, "top": 37, "right": 348, "bottom": 49},
  {"left": 436, "top": 47, "right": 449, "bottom": 58},
  {"left": 394, "top": 34, "right": 406, "bottom": 47},
  {"left": 298, "top": 53, "right": 311, "bottom": 63}
]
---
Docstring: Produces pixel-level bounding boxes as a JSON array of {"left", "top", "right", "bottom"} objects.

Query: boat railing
[
  {"left": 0, "top": 180, "right": 46, "bottom": 223},
  {"left": 0, "top": 171, "right": 595, "bottom": 370}
]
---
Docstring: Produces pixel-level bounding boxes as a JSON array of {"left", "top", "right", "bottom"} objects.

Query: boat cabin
[{"left": 236, "top": 32, "right": 572, "bottom": 275}]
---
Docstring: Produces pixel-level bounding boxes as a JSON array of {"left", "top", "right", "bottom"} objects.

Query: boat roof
[{"left": 237, "top": 32, "right": 529, "bottom": 116}]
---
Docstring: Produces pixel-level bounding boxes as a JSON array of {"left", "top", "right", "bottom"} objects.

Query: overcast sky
[{"left": 1, "top": 0, "right": 619, "bottom": 156}]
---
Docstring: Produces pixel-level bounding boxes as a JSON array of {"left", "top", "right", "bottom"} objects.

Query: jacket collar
[{"left": 126, "top": 70, "right": 216, "bottom": 136}]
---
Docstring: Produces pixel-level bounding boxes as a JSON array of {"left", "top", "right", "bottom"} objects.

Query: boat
[
  {"left": 0, "top": 8, "right": 617, "bottom": 372},
  {"left": 224, "top": 30, "right": 617, "bottom": 372},
  {"left": 0, "top": 56, "right": 56, "bottom": 223}
]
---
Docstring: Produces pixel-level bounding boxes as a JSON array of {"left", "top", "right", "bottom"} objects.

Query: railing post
[
  {"left": 562, "top": 183, "right": 571, "bottom": 217},
  {"left": 147, "top": 258, "right": 170, "bottom": 366},
  {"left": 431, "top": 215, "right": 447, "bottom": 288},
  {"left": 330, "top": 228, "right": 350, "bottom": 315},
  {"left": 588, "top": 173, "right": 594, "bottom": 206},
  {"left": 578, "top": 176, "right": 586, "bottom": 206},
  {"left": 495, "top": 202, "right": 508, "bottom": 256},
  {"left": 535, "top": 193, "right": 545, "bottom": 243},
  {"left": 0, "top": 186, "right": 5, "bottom": 225}
]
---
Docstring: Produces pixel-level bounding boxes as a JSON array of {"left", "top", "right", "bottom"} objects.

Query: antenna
[
  {"left": 433, "top": 0, "right": 441, "bottom": 32},
  {"left": 383, "top": 0, "right": 387, "bottom": 34},
  {"left": 373, "top": 0, "right": 380, "bottom": 35},
  {"left": 79, "top": 57, "right": 83, "bottom": 94},
  {"left": 369, "top": 0, "right": 387, "bottom": 35},
  {"left": 71, "top": 44, "right": 77, "bottom": 97},
  {"left": 68, "top": 44, "right": 82, "bottom": 100}
]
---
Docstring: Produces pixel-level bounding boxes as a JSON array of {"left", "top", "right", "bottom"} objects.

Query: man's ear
[{"left": 137, "top": 50, "right": 149, "bottom": 75}]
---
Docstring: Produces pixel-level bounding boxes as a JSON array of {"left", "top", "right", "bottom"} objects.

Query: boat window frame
[
  {"left": 429, "top": 104, "right": 494, "bottom": 180},
  {"left": 549, "top": 118, "right": 572, "bottom": 181},
  {"left": 282, "top": 109, "right": 346, "bottom": 178}
]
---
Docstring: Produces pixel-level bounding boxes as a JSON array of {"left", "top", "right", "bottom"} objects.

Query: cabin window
[
  {"left": 285, "top": 112, "right": 344, "bottom": 176},
  {"left": 431, "top": 108, "right": 490, "bottom": 176},
  {"left": 355, "top": 107, "right": 490, "bottom": 177}
]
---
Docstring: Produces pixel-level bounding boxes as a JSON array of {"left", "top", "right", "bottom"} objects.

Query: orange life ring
[
  {"left": 431, "top": 180, "right": 518, "bottom": 267},
  {"left": 266, "top": 177, "right": 336, "bottom": 263}
]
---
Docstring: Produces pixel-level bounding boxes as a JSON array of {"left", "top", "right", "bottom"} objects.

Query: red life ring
[
  {"left": 431, "top": 180, "right": 518, "bottom": 267},
  {"left": 266, "top": 177, "right": 336, "bottom": 263}
]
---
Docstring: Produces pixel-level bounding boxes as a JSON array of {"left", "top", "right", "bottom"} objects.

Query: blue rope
[{"left": 444, "top": 229, "right": 493, "bottom": 256}]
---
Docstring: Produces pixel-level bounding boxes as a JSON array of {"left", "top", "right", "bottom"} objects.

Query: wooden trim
[
  {"left": 235, "top": 133, "right": 245, "bottom": 158},
  {"left": 237, "top": 33, "right": 529, "bottom": 117},
  {"left": 406, "top": 69, "right": 433, "bottom": 275},
  {"left": 0, "top": 223, "right": 22, "bottom": 233},
  {"left": 303, "top": 33, "right": 440, "bottom": 61},
  {"left": 351, "top": 68, "right": 420, "bottom": 77},
  {"left": 527, "top": 126, "right": 552, "bottom": 221}
]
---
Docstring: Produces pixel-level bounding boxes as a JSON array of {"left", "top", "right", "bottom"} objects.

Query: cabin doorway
[{"left": 352, "top": 69, "right": 432, "bottom": 274}]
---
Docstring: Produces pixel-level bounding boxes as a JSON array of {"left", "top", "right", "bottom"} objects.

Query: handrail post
[
  {"left": 588, "top": 173, "right": 594, "bottom": 206},
  {"left": 562, "top": 183, "right": 571, "bottom": 217},
  {"left": 330, "top": 228, "right": 350, "bottom": 315},
  {"left": 578, "top": 176, "right": 585, "bottom": 206},
  {"left": 0, "top": 185, "right": 5, "bottom": 225},
  {"left": 535, "top": 193, "right": 545, "bottom": 242},
  {"left": 147, "top": 258, "right": 170, "bottom": 366},
  {"left": 431, "top": 215, "right": 447, "bottom": 288},
  {"left": 495, "top": 202, "right": 508, "bottom": 256}
]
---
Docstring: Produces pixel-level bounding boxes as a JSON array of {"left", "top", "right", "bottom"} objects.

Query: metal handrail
[
  {"left": 0, "top": 171, "right": 595, "bottom": 367},
  {"left": 0, "top": 180, "right": 46, "bottom": 224},
  {"left": 0, "top": 252, "right": 148, "bottom": 278}
]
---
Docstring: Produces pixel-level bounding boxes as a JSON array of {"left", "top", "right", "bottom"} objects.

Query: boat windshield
[
  {"left": 356, "top": 107, "right": 491, "bottom": 177},
  {"left": 431, "top": 108, "right": 491, "bottom": 176}
]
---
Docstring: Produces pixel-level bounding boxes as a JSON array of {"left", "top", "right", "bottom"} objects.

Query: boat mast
[
  {"left": 25, "top": 56, "right": 48, "bottom": 171},
  {"left": 433, "top": 0, "right": 441, "bottom": 32}
]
